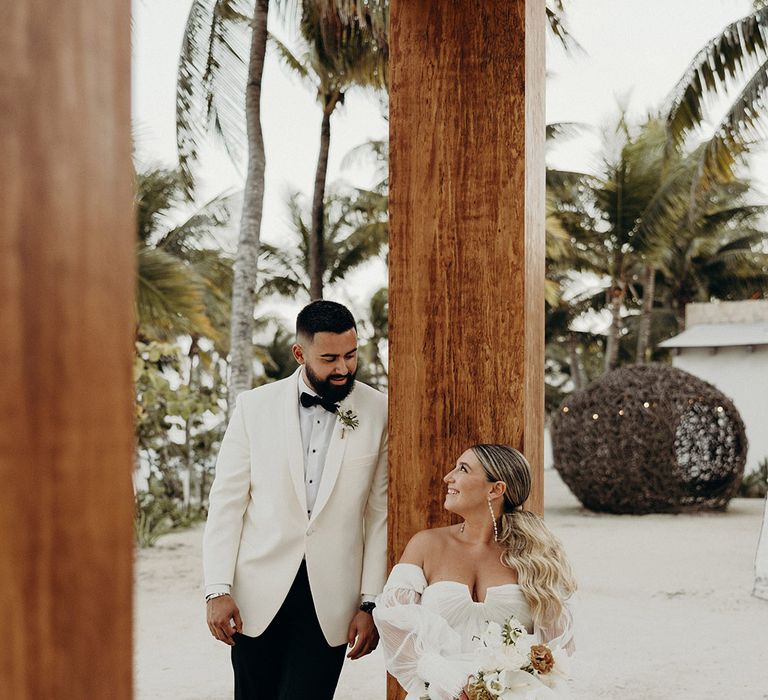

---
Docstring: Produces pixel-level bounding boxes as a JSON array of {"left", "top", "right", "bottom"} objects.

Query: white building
[
  {"left": 659, "top": 300, "right": 768, "bottom": 601},
  {"left": 659, "top": 299, "right": 768, "bottom": 474}
]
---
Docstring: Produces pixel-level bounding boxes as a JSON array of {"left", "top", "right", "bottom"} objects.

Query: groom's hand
[
  {"left": 346, "top": 610, "right": 379, "bottom": 660},
  {"left": 207, "top": 595, "right": 243, "bottom": 646}
]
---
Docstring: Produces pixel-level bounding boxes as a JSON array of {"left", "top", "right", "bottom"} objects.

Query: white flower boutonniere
[{"left": 336, "top": 408, "right": 359, "bottom": 439}]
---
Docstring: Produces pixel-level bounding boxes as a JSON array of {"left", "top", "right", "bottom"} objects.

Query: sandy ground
[{"left": 135, "top": 471, "right": 768, "bottom": 699}]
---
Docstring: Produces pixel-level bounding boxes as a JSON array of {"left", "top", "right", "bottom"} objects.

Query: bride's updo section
[{"left": 470, "top": 444, "right": 577, "bottom": 633}]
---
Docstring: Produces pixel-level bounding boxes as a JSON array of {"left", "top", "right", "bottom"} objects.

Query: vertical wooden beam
[
  {"left": 389, "top": 0, "right": 545, "bottom": 684},
  {"left": 0, "top": 1, "right": 134, "bottom": 697}
]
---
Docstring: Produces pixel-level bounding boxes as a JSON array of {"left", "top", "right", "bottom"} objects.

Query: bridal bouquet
[{"left": 463, "top": 616, "right": 570, "bottom": 700}]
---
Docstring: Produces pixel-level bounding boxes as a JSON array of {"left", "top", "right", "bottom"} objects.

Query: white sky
[{"left": 131, "top": 0, "right": 760, "bottom": 324}]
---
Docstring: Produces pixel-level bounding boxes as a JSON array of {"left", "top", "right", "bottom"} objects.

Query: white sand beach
[{"left": 135, "top": 471, "right": 768, "bottom": 699}]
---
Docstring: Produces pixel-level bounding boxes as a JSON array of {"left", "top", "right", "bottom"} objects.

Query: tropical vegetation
[{"left": 132, "top": 1, "right": 768, "bottom": 542}]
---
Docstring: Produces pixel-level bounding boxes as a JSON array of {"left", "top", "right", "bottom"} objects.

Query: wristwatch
[{"left": 359, "top": 601, "right": 376, "bottom": 614}]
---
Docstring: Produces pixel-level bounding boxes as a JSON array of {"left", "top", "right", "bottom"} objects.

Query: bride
[{"left": 373, "top": 444, "right": 576, "bottom": 700}]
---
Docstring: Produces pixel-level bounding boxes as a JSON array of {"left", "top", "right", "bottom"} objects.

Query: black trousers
[{"left": 230, "top": 561, "right": 347, "bottom": 700}]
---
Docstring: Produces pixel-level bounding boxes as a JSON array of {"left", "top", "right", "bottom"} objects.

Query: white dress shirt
[
  {"left": 298, "top": 373, "right": 375, "bottom": 605},
  {"left": 298, "top": 372, "right": 337, "bottom": 519}
]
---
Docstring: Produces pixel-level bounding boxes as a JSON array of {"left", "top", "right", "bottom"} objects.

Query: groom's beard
[{"left": 305, "top": 363, "right": 357, "bottom": 404}]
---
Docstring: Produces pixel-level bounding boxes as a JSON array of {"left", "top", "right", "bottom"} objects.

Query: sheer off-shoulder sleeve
[
  {"left": 373, "top": 564, "right": 474, "bottom": 700},
  {"left": 535, "top": 594, "right": 576, "bottom": 656}
]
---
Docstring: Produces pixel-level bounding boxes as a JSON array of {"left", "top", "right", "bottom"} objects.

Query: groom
[{"left": 203, "top": 300, "right": 388, "bottom": 699}]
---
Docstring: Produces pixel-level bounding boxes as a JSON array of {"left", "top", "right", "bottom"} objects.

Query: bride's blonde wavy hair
[{"left": 471, "top": 444, "right": 577, "bottom": 630}]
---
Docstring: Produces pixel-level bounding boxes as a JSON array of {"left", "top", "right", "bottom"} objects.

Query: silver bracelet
[{"left": 205, "top": 591, "right": 231, "bottom": 602}]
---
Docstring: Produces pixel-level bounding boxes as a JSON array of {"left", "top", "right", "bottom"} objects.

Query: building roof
[
  {"left": 659, "top": 321, "right": 768, "bottom": 349},
  {"left": 686, "top": 299, "right": 768, "bottom": 326}
]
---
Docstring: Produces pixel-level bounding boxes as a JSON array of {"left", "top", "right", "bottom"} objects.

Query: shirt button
[
  {"left": 312, "top": 449, "right": 316, "bottom": 454},
  {"left": 309, "top": 480, "right": 313, "bottom": 484},
  {"left": 317, "top": 420, "right": 320, "bottom": 424}
]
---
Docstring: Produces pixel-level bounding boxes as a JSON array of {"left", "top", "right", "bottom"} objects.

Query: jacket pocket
[{"left": 343, "top": 453, "right": 378, "bottom": 469}]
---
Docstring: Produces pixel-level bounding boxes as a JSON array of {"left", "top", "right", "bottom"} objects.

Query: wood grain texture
[
  {"left": 388, "top": 1, "right": 545, "bottom": 694},
  {"left": 0, "top": 1, "right": 134, "bottom": 696}
]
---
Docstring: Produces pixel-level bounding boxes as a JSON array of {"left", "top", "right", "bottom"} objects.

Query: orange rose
[{"left": 529, "top": 644, "right": 555, "bottom": 674}]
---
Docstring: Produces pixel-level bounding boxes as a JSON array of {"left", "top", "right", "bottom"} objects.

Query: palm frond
[
  {"left": 268, "top": 32, "right": 316, "bottom": 92},
  {"left": 176, "top": 0, "right": 251, "bottom": 190},
  {"left": 258, "top": 274, "right": 308, "bottom": 298},
  {"left": 312, "top": 0, "right": 388, "bottom": 49},
  {"left": 695, "top": 61, "right": 768, "bottom": 185},
  {"left": 341, "top": 139, "right": 388, "bottom": 170},
  {"left": 137, "top": 247, "right": 218, "bottom": 342},
  {"left": 545, "top": 1, "right": 582, "bottom": 53},
  {"left": 327, "top": 225, "right": 387, "bottom": 283},
  {"left": 299, "top": 0, "right": 388, "bottom": 95},
  {"left": 702, "top": 203, "right": 768, "bottom": 227},
  {"left": 665, "top": 8, "right": 768, "bottom": 152},
  {"left": 136, "top": 165, "right": 233, "bottom": 346},
  {"left": 135, "top": 168, "right": 187, "bottom": 242},
  {"left": 546, "top": 122, "right": 589, "bottom": 143},
  {"left": 156, "top": 191, "right": 235, "bottom": 254}
]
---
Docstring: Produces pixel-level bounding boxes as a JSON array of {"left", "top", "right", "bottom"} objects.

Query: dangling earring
[{"left": 487, "top": 497, "right": 499, "bottom": 543}]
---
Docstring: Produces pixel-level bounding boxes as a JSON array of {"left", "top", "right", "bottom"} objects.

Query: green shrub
[
  {"left": 134, "top": 492, "right": 173, "bottom": 547},
  {"left": 738, "top": 459, "right": 768, "bottom": 498},
  {"left": 134, "top": 491, "right": 209, "bottom": 548}
]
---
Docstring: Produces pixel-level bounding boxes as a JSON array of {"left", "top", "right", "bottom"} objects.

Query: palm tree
[
  {"left": 271, "top": 2, "right": 387, "bottom": 299},
  {"left": 135, "top": 167, "right": 234, "bottom": 346},
  {"left": 554, "top": 116, "right": 670, "bottom": 371},
  {"left": 544, "top": 165, "right": 605, "bottom": 399},
  {"left": 665, "top": 5, "right": 768, "bottom": 188},
  {"left": 177, "top": 1, "right": 388, "bottom": 407},
  {"left": 544, "top": 114, "right": 737, "bottom": 372},
  {"left": 546, "top": 124, "right": 768, "bottom": 374},
  {"left": 655, "top": 180, "right": 768, "bottom": 329},
  {"left": 581, "top": 115, "right": 761, "bottom": 369},
  {"left": 258, "top": 188, "right": 388, "bottom": 298},
  {"left": 135, "top": 166, "right": 236, "bottom": 509},
  {"left": 177, "top": 0, "right": 268, "bottom": 407},
  {"left": 357, "top": 287, "right": 388, "bottom": 389}
]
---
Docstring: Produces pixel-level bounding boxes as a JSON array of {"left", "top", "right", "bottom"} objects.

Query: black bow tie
[{"left": 300, "top": 392, "right": 338, "bottom": 414}]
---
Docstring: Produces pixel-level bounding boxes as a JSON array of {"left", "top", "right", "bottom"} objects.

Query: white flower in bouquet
[
  {"left": 483, "top": 671, "right": 504, "bottom": 696},
  {"left": 465, "top": 616, "right": 570, "bottom": 700},
  {"left": 499, "top": 673, "right": 555, "bottom": 700},
  {"left": 500, "top": 640, "right": 528, "bottom": 671},
  {"left": 481, "top": 621, "right": 504, "bottom": 648}
]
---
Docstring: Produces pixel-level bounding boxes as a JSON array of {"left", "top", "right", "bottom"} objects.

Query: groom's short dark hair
[{"left": 296, "top": 300, "right": 356, "bottom": 343}]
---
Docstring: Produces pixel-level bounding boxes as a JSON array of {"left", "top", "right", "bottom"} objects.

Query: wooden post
[
  {"left": 388, "top": 0, "right": 545, "bottom": 691},
  {"left": 0, "top": 0, "right": 134, "bottom": 697}
]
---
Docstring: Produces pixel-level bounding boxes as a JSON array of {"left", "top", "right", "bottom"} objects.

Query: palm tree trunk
[
  {"left": 567, "top": 333, "right": 583, "bottom": 391},
  {"left": 309, "top": 92, "right": 339, "bottom": 300},
  {"left": 635, "top": 264, "right": 656, "bottom": 363},
  {"left": 228, "top": 0, "right": 268, "bottom": 409},
  {"left": 183, "top": 336, "right": 199, "bottom": 514},
  {"left": 604, "top": 283, "right": 624, "bottom": 373},
  {"left": 671, "top": 295, "right": 687, "bottom": 331},
  {"left": 199, "top": 467, "right": 208, "bottom": 508}
]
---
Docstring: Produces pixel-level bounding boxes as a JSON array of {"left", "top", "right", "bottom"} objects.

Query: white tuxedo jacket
[{"left": 203, "top": 368, "right": 388, "bottom": 644}]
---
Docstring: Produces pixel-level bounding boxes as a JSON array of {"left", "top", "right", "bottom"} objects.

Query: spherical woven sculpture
[{"left": 551, "top": 364, "right": 747, "bottom": 514}]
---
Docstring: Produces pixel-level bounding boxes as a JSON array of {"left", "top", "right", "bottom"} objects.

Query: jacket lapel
[
  {"left": 284, "top": 368, "right": 308, "bottom": 516},
  {"left": 309, "top": 391, "right": 354, "bottom": 523}
]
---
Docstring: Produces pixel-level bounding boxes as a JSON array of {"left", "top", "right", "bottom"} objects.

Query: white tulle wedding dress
[{"left": 374, "top": 563, "right": 574, "bottom": 700}]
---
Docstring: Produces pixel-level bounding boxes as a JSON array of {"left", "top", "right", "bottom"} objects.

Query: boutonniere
[{"left": 336, "top": 407, "right": 359, "bottom": 439}]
